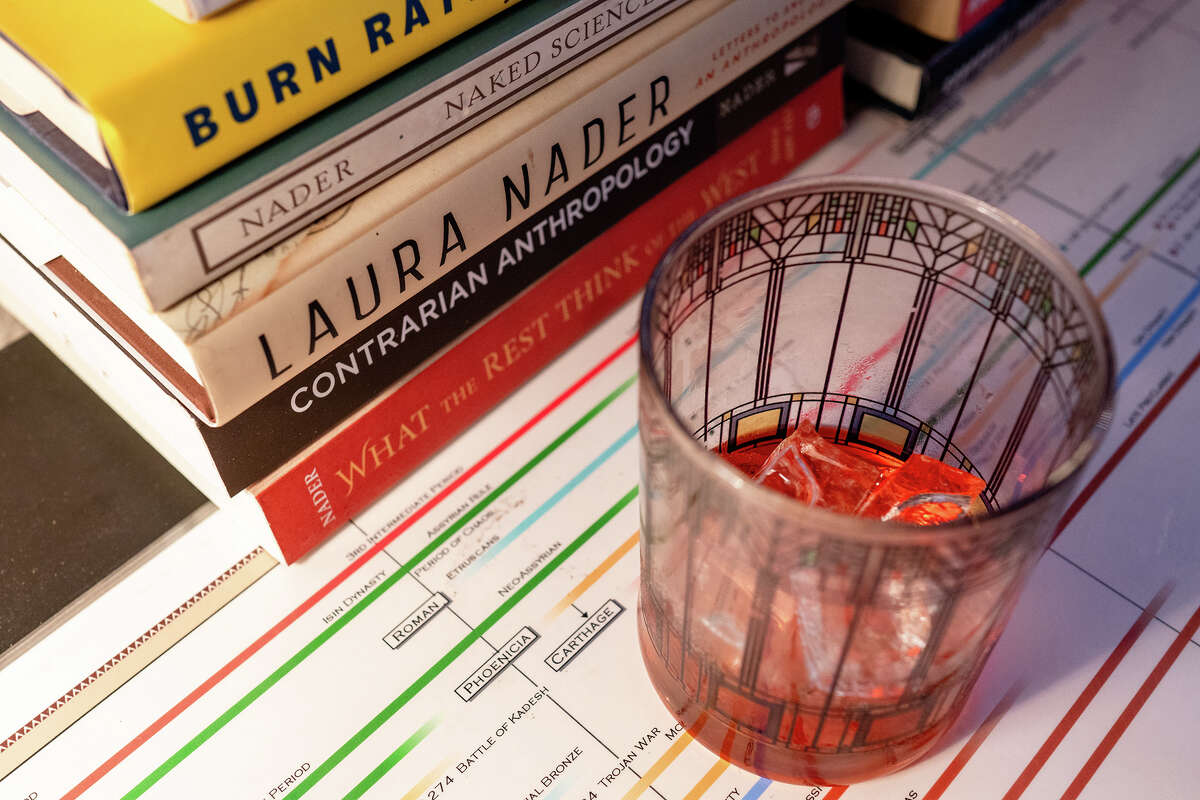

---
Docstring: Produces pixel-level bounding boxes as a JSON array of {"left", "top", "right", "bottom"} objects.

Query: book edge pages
[
  {"left": 0, "top": 0, "right": 732, "bottom": 427},
  {"left": 0, "top": 34, "right": 111, "bottom": 171},
  {"left": 846, "top": 36, "right": 925, "bottom": 111},
  {"left": 150, "top": 0, "right": 850, "bottom": 423},
  {"left": 0, "top": 0, "right": 690, "bottom": 309},
  {"left": 251, "top": 70, "right": 846, "bottom": 559},
  {"left": 0, "top": 232, "right": 229, "bottom": 502},
  {"left": 4, "top": 0, "right": 522, "bottom": 212},
  {"left": 0, "top": 184, "right": 211, "bottom": 415},
  {"left": 148, "top": 0, "right": 247, "bottom": 23},
  {"left": 0, "top": 10, "right": 847, "bottom": 498},
  {"left": 859, "top": 0, "right": 962, "bottom": 41},
  {"left": 0, "top": 127, "right": 147, "bottom": 303}
]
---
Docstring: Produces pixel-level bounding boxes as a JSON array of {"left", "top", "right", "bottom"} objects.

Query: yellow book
[{"left": 0, "top": 0, "right": 522, "bottom": 211}]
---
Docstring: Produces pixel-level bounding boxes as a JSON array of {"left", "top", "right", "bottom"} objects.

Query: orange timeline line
[
  {"left": 620, "top": 714, "right": 707, "bottom": 800},
  {"left": 399, "top": 757, "right": 456, "bottom": 800},
  {"left": 548, "top": 530, "right": 639, "bottom": 619},
  {"left": 681, "top": 759, "right": 731, "bottom": 800}
]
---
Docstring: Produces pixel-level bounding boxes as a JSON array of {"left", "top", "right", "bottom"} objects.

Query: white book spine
[
  {"left": 175, "top": 0, "right": 849, "bottom": 422},
  {"left": 75, "top": 0, "right": 690, "bottom": 309},
  {"left": 2, "top": 0, "right": 687, "bottom": 309}
]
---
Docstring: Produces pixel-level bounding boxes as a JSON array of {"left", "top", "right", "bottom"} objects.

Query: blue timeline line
[
  {"left": 903, "top": 16, "right": 1200, "bottom": 398},
  {"left": 903, "top": 214, "right": 1200, "bottom": 399},
  {"left": 1117, "top": 280, "right": 1200, "bottom": 386},
  {"left": 464, "top": 425, "right": 638, "bottom": 575},
  {"left": 541, "top": 779, "right": 577, "bottom": 800},
  {"left": 743, "top": 776, "right": 773, "bottom": 800},
  {"left": 911, "top": 26, "right": 1095, "bottom": 181}
]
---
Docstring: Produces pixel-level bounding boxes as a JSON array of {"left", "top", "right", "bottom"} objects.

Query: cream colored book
[{"left": 10, "top": 0, "right": 850, "bottom": 426}]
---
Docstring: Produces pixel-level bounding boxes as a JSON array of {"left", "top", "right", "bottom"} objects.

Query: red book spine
[
  {"left": 958, "top": 0, "right": 1006, "bottom": 36},
  {"left": 253, "top": 68, "right": 845, "bottom": 563}
]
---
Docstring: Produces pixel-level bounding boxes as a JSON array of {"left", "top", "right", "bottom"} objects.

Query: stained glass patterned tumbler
[{"left": 636, "top": 176, "right": 1114, "bottom": 785}]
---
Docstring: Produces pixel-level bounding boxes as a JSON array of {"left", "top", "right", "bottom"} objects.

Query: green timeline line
[
  {"left": 1078, "top": 142, "right": 1200, "bottom": 278},
  {"left": 922, "top": 142, "right": 1200, "bottom": 427},
  {"left": 343, "top": 717, "right": 440, "bottom": 800},
  {"left": 292, "top": 488, "right": 640, "bottom": 799},
  {"left": 121, "top": 376, "right": 636, "bottom": 799}
]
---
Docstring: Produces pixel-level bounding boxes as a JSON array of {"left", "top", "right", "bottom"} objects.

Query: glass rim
[{"left": 638, "top": 174, "right": 1117, "bottom": 545}]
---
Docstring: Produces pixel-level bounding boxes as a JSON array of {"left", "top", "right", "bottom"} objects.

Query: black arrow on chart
[{"left": 571, "top": 603, "right": 588, "bottom": 618}]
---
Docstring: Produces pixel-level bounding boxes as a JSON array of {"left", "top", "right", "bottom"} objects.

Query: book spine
[
  {"left": 925, "top": 0, "right": 1064, "bottom": 109},
  {"left": 184, "top": 0, "right": 849, "bottom": 422},
  {"left": 151, "top": 0, "right": 247, "bottom": 23},
  {"left": 199, "top": 10, "right": 847, "bottom": 494},
  {"left": 130, "top": 0, "right": 692, "bottom": 307},
  {"left": 7, "top": 0, "right": 520, "bottom": 211},
  {"left": 956, "top": 0, "right": 1006, "bottom": 37},
  {"left": 253, "top": 67, "right": 846, "bottom": 563}
]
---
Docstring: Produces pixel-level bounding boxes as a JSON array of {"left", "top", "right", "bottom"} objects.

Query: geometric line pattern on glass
[
  {"left": 698, "top": 391, "right": 989, "bottom": 509},
  {"left": 651, "top": 189, "right": 1104, "bottom": 507}
]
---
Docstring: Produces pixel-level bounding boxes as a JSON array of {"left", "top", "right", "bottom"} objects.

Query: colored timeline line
[
  {"left": 681, "top": 759, "right": 731, "bottom": 800},
  {"left": 117, "top": 378, "right": 636, "bottom": 798},
  {"left": 743, "top": 776, "right": 772, "bottom": 800},
  {"left": 288, "top": 490, "right": 639, "bottom": 799},
  {"left": 620, "top": 713, "right": 706, "bottom": 800},
  {"left": 464, "top": 425, "right": 638, "bottom": 576},
  {"left": 1001, "top": 583, "right": 1173, "bottom": 798},
  {"left": 1053, "top": 345, "right": 1200, "bottom": 544},
  {"left": 1103, "top": 141, "right": 1200, "bottom": 384},
  {"left": 68, "top": 334, "right": 638, "bottom": 800},
  {"left": 911, "top": 345, "right": 1200, "bottom": 796},
  {"left": 1117, "top": 278, "right": 1200, "bottom": 385},
  {"left": 833, "top": 128, "right": 897, "bottom": 175},
  {"left": 617, "top": 718, "right": 850, "bottom": 800},
  {"left": 342, "top": 717, "right": 440, "bottom": 800},
  {"left": 0, "top": 547, "right": 275, "bottom": 781},
  {"left": 1060, "top": 598, "right": 1200, "bottom": 800},
  {"left": 921, "top": 136, "right": 1200, "bottom": 440},
  {"left": 922, "top": 682, "right": 1024, "bottom": 800},
  {"left": 620, "top": 733, "right": 695, "bottom": 800},
  {"left": 731, "top": 773, "right": 845, "bottom": 798},
  {"left": 397, "top": 757, "right": 456, "bottom": 800},
  {"left": 542, "top": 779, "right": 579, "bottom": 800},
  {"left": 547, "top": 530, "right": 640, "bottom": 620},
  {"left": 911, "top": 26, "right": 1094, "bottom": 181},
  {"left": 912, "top": 136, "right": 1200, "bottom": 423},
  {"left": 734, "top": 778, "right": 848, "bottom": 800},
  {"left": 1077, "top": 143, "right": 1200, "bottom": 279}
]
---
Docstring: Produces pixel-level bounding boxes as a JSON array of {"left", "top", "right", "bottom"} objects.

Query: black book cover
[
  {"left": 200, "top": 12, "right": 848, "bottom": 493},
  {"left": 0, "top": 332, "right": 205, "bottom": 655},
  {"left": 849, "top": 0, "right": 1065, "bottom": 116}
]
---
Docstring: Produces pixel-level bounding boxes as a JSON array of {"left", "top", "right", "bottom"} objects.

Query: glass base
[{"left": 636, "top": 607, "right": 955, "bottom": 786}]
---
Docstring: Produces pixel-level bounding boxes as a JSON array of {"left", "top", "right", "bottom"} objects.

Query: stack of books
[
  {"left": 846, "top": 0, "right": 1064, "bottom": 116},
  {"left": 0, "top": 0, "right": 852, "bottom": 563}
]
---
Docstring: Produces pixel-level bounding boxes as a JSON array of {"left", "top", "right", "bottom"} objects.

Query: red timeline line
[
  {"left": 832, "top": 128, "right": 895, "bottom": 174},
  {"left": 922, "top": 682, "right": 1024, "bottom": 800},
  {"left": 911, "top": 346, "right": 1200, "bottom": 797},
  {"left": 1001, "top": 583, "right": 1173, "bottom": 798},
  {"left": 1060, "top": 599, "right": 1200, "bottom": 800},
  {"left": 62, "top": 333, "right": 638, "bottom": 800},
  {"left": 1053, "top": 346, "right": 1200, "bottom": 544}
]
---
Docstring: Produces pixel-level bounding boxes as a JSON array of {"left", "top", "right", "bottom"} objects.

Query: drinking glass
[{"left": 636, "top": 176, "right": 1114, "bottom": 784}]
